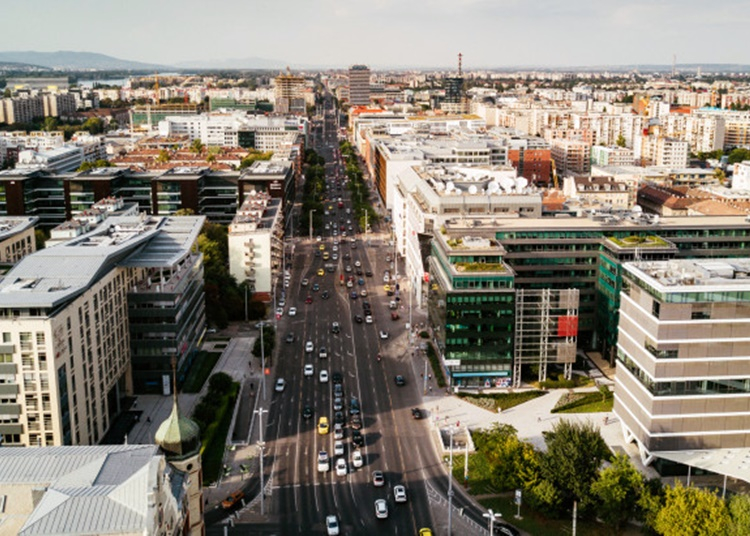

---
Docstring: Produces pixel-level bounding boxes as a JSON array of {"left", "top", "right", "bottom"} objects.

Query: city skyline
[{"left": 2, "top": 0, "right": 748, "bottom": 69}]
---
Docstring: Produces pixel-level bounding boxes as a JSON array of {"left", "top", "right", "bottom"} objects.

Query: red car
[
  {"left": 305, "top": 295, "right": 313, "bottom": 304},
  {"left": 391, "top": 311, "right": 400, "bottom": 320}
]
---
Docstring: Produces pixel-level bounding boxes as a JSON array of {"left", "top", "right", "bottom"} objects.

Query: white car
[
  {"left": 319, "top": 347, "right": 328, "bottom": 359},
  {"left": 335, "top": 458, "right": 347, "bottom": 476},
  {"left": 278, "top": 298, "right": 286, "bottom": 307},
  {"left": 326, "top": 515, "right": 340, "bottom": 536},
  {"left": 360, "top": 289, "right": 368, "bottom": 297},
  {"left": 334, "top": 423, "right": 344, "bottom": 439},
  {"left": 379, "top": 331, "right": 389, "bottom": 340},
  {"left": 288, "top": 307, "right": 297, "bottom": 317},
  {"left": 275, "top": 307, "right": 284, "bottom": 317},
  {"left": 334, "top": 440, "right": 345, "bottom": 456},
  {"left": 304, "top": 364, "right": 314, "bottom": 377},
  {"left": 394, "top": 484, "right": 407, "bottom": 503},
  {"left": 317, "top": 451, "right": 330, "bottom": 472},
  {"left": 383, "top": 274, "right": 390, "bottom": 283},
  {"left": 352, "top": 449, "right": 363, "bottom": 468},
  {"left": 365, "top": 315, "right": 373, "bottom": 324},
  {"left": 374, "top": 499, "right": 388, "bottom": 519},
  {"left": 275, "top": 378, "right": 286, "bottom": 392},
  {"left": 319, "top": 370, "right": 329, "bottom": 383},
  {"left": 305, "top": 341, "right": 314, "bottom": 353},
  {"left": 354, "top": 260, "right": 361, "bottom": 267}
]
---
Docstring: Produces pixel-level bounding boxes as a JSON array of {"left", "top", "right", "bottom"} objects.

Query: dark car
[
  {"left": 358, "top": 278, "right": 365, "bottom": 286},
  {"left": 285, "top": 332, "right": 295, "bottom": 343},
  {"left": 495, "top": 523, "right": 521, "bottom": 536},
  {"left": 350, "top": 414, "right": 363, "bottom": 430},
  {"left": 350, "top": 291, "right": 358, "bottom": 300},
  {"left": 334, "top": 383, "right": 343, "bottom": 397},
  {"left": 352, "top": 430, "right": 364, "bottom": 447},
  {"left": 391, "top": 311, "right": 400, "bottom": 320},
  {"left": 315, "top": 250, "right": 321, "bottom": 257},
  {"left": 362, "top": 301, "right": 371, "bottom": 310},
  {"left": 321, "top": 290, "right": 330, "bottom": 300},
  {"left": 332, "top": 371, "right": 343, "bottom": 384},
  {"left": 349, "top": 397, "right": 361, "bottom": 415},
  {"left": 356, "top": 269, "right": 363, "bottom": 276},
  {"left": 395, "top": 375, "right": 406, "bottom": 386},
  {"left": 312, "top": 283, "right": 320, "bottom": 292},
  {"left": 411, "top": 408, "right": 422, "bottom": 419},
  {"left": 354, "top": 314, "right": 363, "bottom": 323},
  {"left": 365, "top": 270, "right": 373, "bottom": 277},
  {"left": 334, "top": 411, "right": 345, "bottom": 425},
  {"left": 302, "top": 405, "right": 314, "bottom": 420}
]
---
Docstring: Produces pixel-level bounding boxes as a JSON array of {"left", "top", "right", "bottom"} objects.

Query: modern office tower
[
  {"left": 0, "top": 214, "right": 205, "bottom": 447},
  {"left": 274, "top": 69, "right": 306, "bottom": 114},
  {"left": 348, "top": 65, "right": 371, "bottom": 106},
  {"left": 614, "top": 259, "right": 750, "bottom": 468}
]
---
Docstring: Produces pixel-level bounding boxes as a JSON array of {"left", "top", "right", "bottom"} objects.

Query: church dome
[{"left": 155, "top": 400, "right": 201, "bottom": 460}]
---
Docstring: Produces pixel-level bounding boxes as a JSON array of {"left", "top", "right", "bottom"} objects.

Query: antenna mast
[{"left": 458, "top": 52, "right": 463, "bottom": 77}]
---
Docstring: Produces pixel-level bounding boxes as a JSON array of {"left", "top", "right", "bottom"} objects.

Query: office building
[
  {"left": 0, "top": 214, "right": 205, "bottom": 447},
  {"left": 16, "top": 146, "right": 84, "bottom": 173},
  {"left": 614, "top": 259, "right": 750, "bottom": 469},
  {"left": 348, "top": 65, "right": 371, "bottom": 106}
]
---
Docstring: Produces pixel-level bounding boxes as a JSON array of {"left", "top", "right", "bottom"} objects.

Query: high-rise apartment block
[
  {"left": 348, "top": 65, "right": 371, "bottom": 106},
  {"left": 274, "top": 70, "right": 306, "bottom": 114}
]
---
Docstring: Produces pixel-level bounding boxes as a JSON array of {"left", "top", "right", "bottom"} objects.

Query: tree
[
  {"left": 728, "top": 494, "right": 750, "bottom": 536},
  {"left": 590, "top": 454, "right": 644, "bottom": 532},
  {"left": 208, "top": 372, "right": 233, "bottom": 394},
  {"left": 727, "top": 148, "right": 750, "bottom": 165},
  {"left": 537, "top": 420, "right": 610, "bottom": 512},
  {"left": 2, "top": 88, "right": 10, "bottom": 99},
  {"left": 239, "top": 149, "right": 273, "bottom": 169},
  {"left": 156, "top": 149, "right": 171, "bottom": 163},
  {"left": 190, "top": 139, "right": 204, "bottom": 154},
  {"left": 82, "top": 117, "right": 105, "bottom": 135},
  {"left": 35, "top": 229, "right": 47, "bottom": 250},
  {"left": 714, "top": 168, "right": 727, "bottom": 184},
  {"left": 252, "top": 324, "right": 275, "bottom": 360},
  {"left": 77, "top": 159, "right": 113, "bottom": 172},
  {"left": 173, "top": 208, "right": 196, "bottom": 216},
  {"left": 616, "top": 134, "right": 627, "bottom": 148},
  {"left": 654, "top": 483, "right": 730, "bottom": 536},
  {"left": 473, "top": 423, "right": 534, "bottom": 491}
]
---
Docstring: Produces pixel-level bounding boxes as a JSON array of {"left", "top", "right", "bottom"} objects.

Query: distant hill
[{"left": 0, "top": 51, "right": 169, "bottom": 71}]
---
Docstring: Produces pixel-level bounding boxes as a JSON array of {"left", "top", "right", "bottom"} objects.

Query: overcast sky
[{"left": 3, "top": 0, "right": 748, "bottom": 68}]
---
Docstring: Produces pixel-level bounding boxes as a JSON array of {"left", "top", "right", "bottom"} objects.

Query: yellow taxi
[
  {"left": 319, "top": 244, "right": 326, "bottom": 251},
  {"left": 418, "top": 530, "right": 433, "bottom": 536},
  {"left": 317, "top": 268, "right": 325, "bottom": 276},
  {"left": 384, "top": 284, "right": 391, "bottom": 292},
  {"left": 318, "top": 416, "right": 329, "bottom": 435}
]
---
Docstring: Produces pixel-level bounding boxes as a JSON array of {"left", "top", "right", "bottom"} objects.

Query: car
[
  {"left": 335, "top": 458, "right": 348, "bottom": 476},
  {"left": 312, "top": 283, "right": 320, "bottom": 292},
  {"left": 394, "top": 375, "right": 406, "bottom": 386},
  {"left": 302, "top": 405, "right": 314, "bottom": 420},
  {"left": 374, "top": 499, "right": 388, "bottom": 519},
  {"left": 301, "top": 278, "right": 309, "bottom": 287},
  {"left": 319, "top": 370, "right": 329, "bottom": 383},
  {"left": 222, "top": 490, "right": 245, "bottom": 509},
  {"left": 332, "top": 245, "right": 339, "bottom": 252},
  {"left": 345, "top": 265, "right": 352, "bottom": 273},
  {"left": 278, "top": 298, "right": 286, "bottom": 307},
  {"left": 285, "top": 332, "right": 295, "bottom": 343},
  {"left": 344, "top": 253, "right": 351, "bottom": 260},
  {"left": 326, "top": 515, "right": 340, "bottom": 536},
  {"left": 419, "top": 529, "right": 433, "bottom": 536},
  {"left": 365, "top": 315, "right": 373, "bottom": 324},
  {"left": 354, "top": 260, "right": 361, "bottom": 267},
  {"left": 411, "top": 408, "right": 423, "bottom": 419},
  {"left": 321, "top": 290, "right": 330, "bottom": 299},
  {"left": 319, "top": 347, "right": 328, "bottom": 359},
  {"left": 304, "top": 364, "right": 314, "bottom": 377},
  {"left": 276, "top": 307, "right": 284, "bottom": 317},
  {"left": 306, "top": 341, "right": 314, "bottom": 353},
  {"left": 275, "top": 378, "right": 286, "bottom": 392},
  {"left": 349, "top": 397, "right": 361, "bottom": 415},
  {"left": 346, "top": 280, "right": 353, "bottom": 289},
  {"left": 305, "top": 295, "right": 313, "bottom": 304},
  {"left": 315, "top": 250, "right": 321, "bottom": 257},
  {"left": 318, "top": 268, "right": 325, "bottom": 276},
  {"left": 365, "top": 270, "right": 373, "bottom": 277},
  {"left": 394, "top": 484, "right": 407, "bottom": 503},
  {"left": 391, "top": 311, "right": 400, "bottom": 320},
  {"left": 379, "top": 330, "right": 389, "bottom": 339},
  {"left": 318, "top": 417, "right": 329, "bottom": 435},
  {"left": 288, "top": 307, "right": 297, "bottom": 317},
  {"left": 383, "top": 275, "right": 390, "bottom": 283},
  {"left": 372, "top": 470, "right": 385, "bottom": 487},
  {"left": 284, "top": 279, "right": 290, "bottom": 287},
  {"left": 360, "top": 289, "right": 368, "bottom": 297},
  {"left": 350, "top": 291, "right": 358, "bottom": 300},
  {"left": 334, "top": 411, "right": 345, "bottom": 425},
  {"left": 334, "top": 383, "right": 343, "bottom": 397},
  {"left": 354, "top": 314, "right": 363, "bottom": 324},
  {"left": 331, "top": 253, "right": 338, "bottom": 261},
  {"left": 334, "top": 440, "right": 345, "bottom": 456},
  {"left": 352, "top": 449, "right": 363, "bottom": 468},
  {"left": 387, "top": 288, "right": 395, "bottom": 296},
  {"left": 316, "top": 236, "right": 322, "bottom": 242},
  {"left": 332, "top": 371, "right": 343, "bottom": 384},
  {"left": 319, "top": 244, "right": 326, "bottom": 251},
  {"left": 331, "top": 322, "right": 340, "bottom": 334},
  {"left": 358, "top": 278, "right": 365, "bottom": 286},
  {"left": 317, "top": 451, "right": 330, "bottom": 472},
  {"left": 351, "top": 242, "right": 357, "bottom": 249},
  {"left": 333, "top": 422, "right": 344, "bottom": 439},
  {"left": 362, "top": 300, "right": 371, "bottom": 310},
  {"left": 386, "top": 255, "right": 392, "bottom": 262},
  {"left": 495, "top": 523, "right": 521, "bottom": 536},
  {"left": 350, "top": 414, "right": 363, "bottom": 430},
  {"left": 384, "top": 284, "right": 391, "bottom": 292}
]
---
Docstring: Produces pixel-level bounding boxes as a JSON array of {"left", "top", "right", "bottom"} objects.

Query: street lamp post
[
  {"left": 483, "top": 508, "right": 502, "bottom": 535},
  {"left": 260, "top": 322, "right": 267, "bottom": 400},
  {"left": 309, "top": 209, "right": 316, "bottom": 241},
  {"left": 448, "top": 425, "right": 455, "bottom": 536},
  {"left": 254, "top": 406, "right": 268, "bottom": 515}
]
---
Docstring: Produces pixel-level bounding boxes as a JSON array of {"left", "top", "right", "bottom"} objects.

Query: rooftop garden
[
  {"left": 454, "top": 261, "right": 507, "bottom": 273},
  {"left": 608, "top": 235, "right": 670, "bottom": 248}
]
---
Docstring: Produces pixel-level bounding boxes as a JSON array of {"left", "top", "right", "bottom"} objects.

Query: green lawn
[
  {"left": 182, "top": 351, "right": 222, "bottom": 393},
  {"left": 553, "top": 391, "right": 614, "bottom": 414},
  {"left": 479, "top": 496, "right": 641, "bottom": 536},
  {"left": 457, "top": 390, "right": 548, "bottom": 412}
]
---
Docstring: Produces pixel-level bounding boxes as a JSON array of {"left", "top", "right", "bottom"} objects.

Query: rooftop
[{"left": 626, "top": 258, "right": 750, "bottom": 290}]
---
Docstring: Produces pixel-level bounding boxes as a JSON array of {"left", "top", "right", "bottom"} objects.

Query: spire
[{"left": 155, "top": 356, "right": 201, "bottom": 460}]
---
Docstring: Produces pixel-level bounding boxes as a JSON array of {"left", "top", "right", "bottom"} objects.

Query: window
[{"left": 651, "top": 301, "right": 661, "bottom": 319}]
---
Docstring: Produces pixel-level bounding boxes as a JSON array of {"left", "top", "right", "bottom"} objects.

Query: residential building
[
  {"left": 0, "top": 216, "right": 37, "bottom": 267},
  {"left": 16, "top": 146, "right": 84, "bottom": 173},
  {"left": 0, "top": 214, "right": 205, "bottom": 447},
  {"left": 348, "top": 65, "right": 371, "bottom": 106},
  {"left": 228, "top": 191, "right": 284, "bottom": 295},
  {"left": 274, "top": 70, "right": 306, "bottom": 114},
  {"left": 0, "top": 96, "right": 44, "bottom": 125},
  {"left": 562, "top": 176, "right": 631, "bottom": 209},
  {"left": 634, "top": 135, "right": 689, "bottom": 168},
  {"left": 614, "top": 258, "right": 750, "bottom": 470},
  {"left": 551, "top": 139, "right": 591, "bottom": 175},
  {"left": 591, "top": 145, "right": 634, "bottom": 167},
  {"left": 41, "top": 93, "right": 76, "bottom": 118}
]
